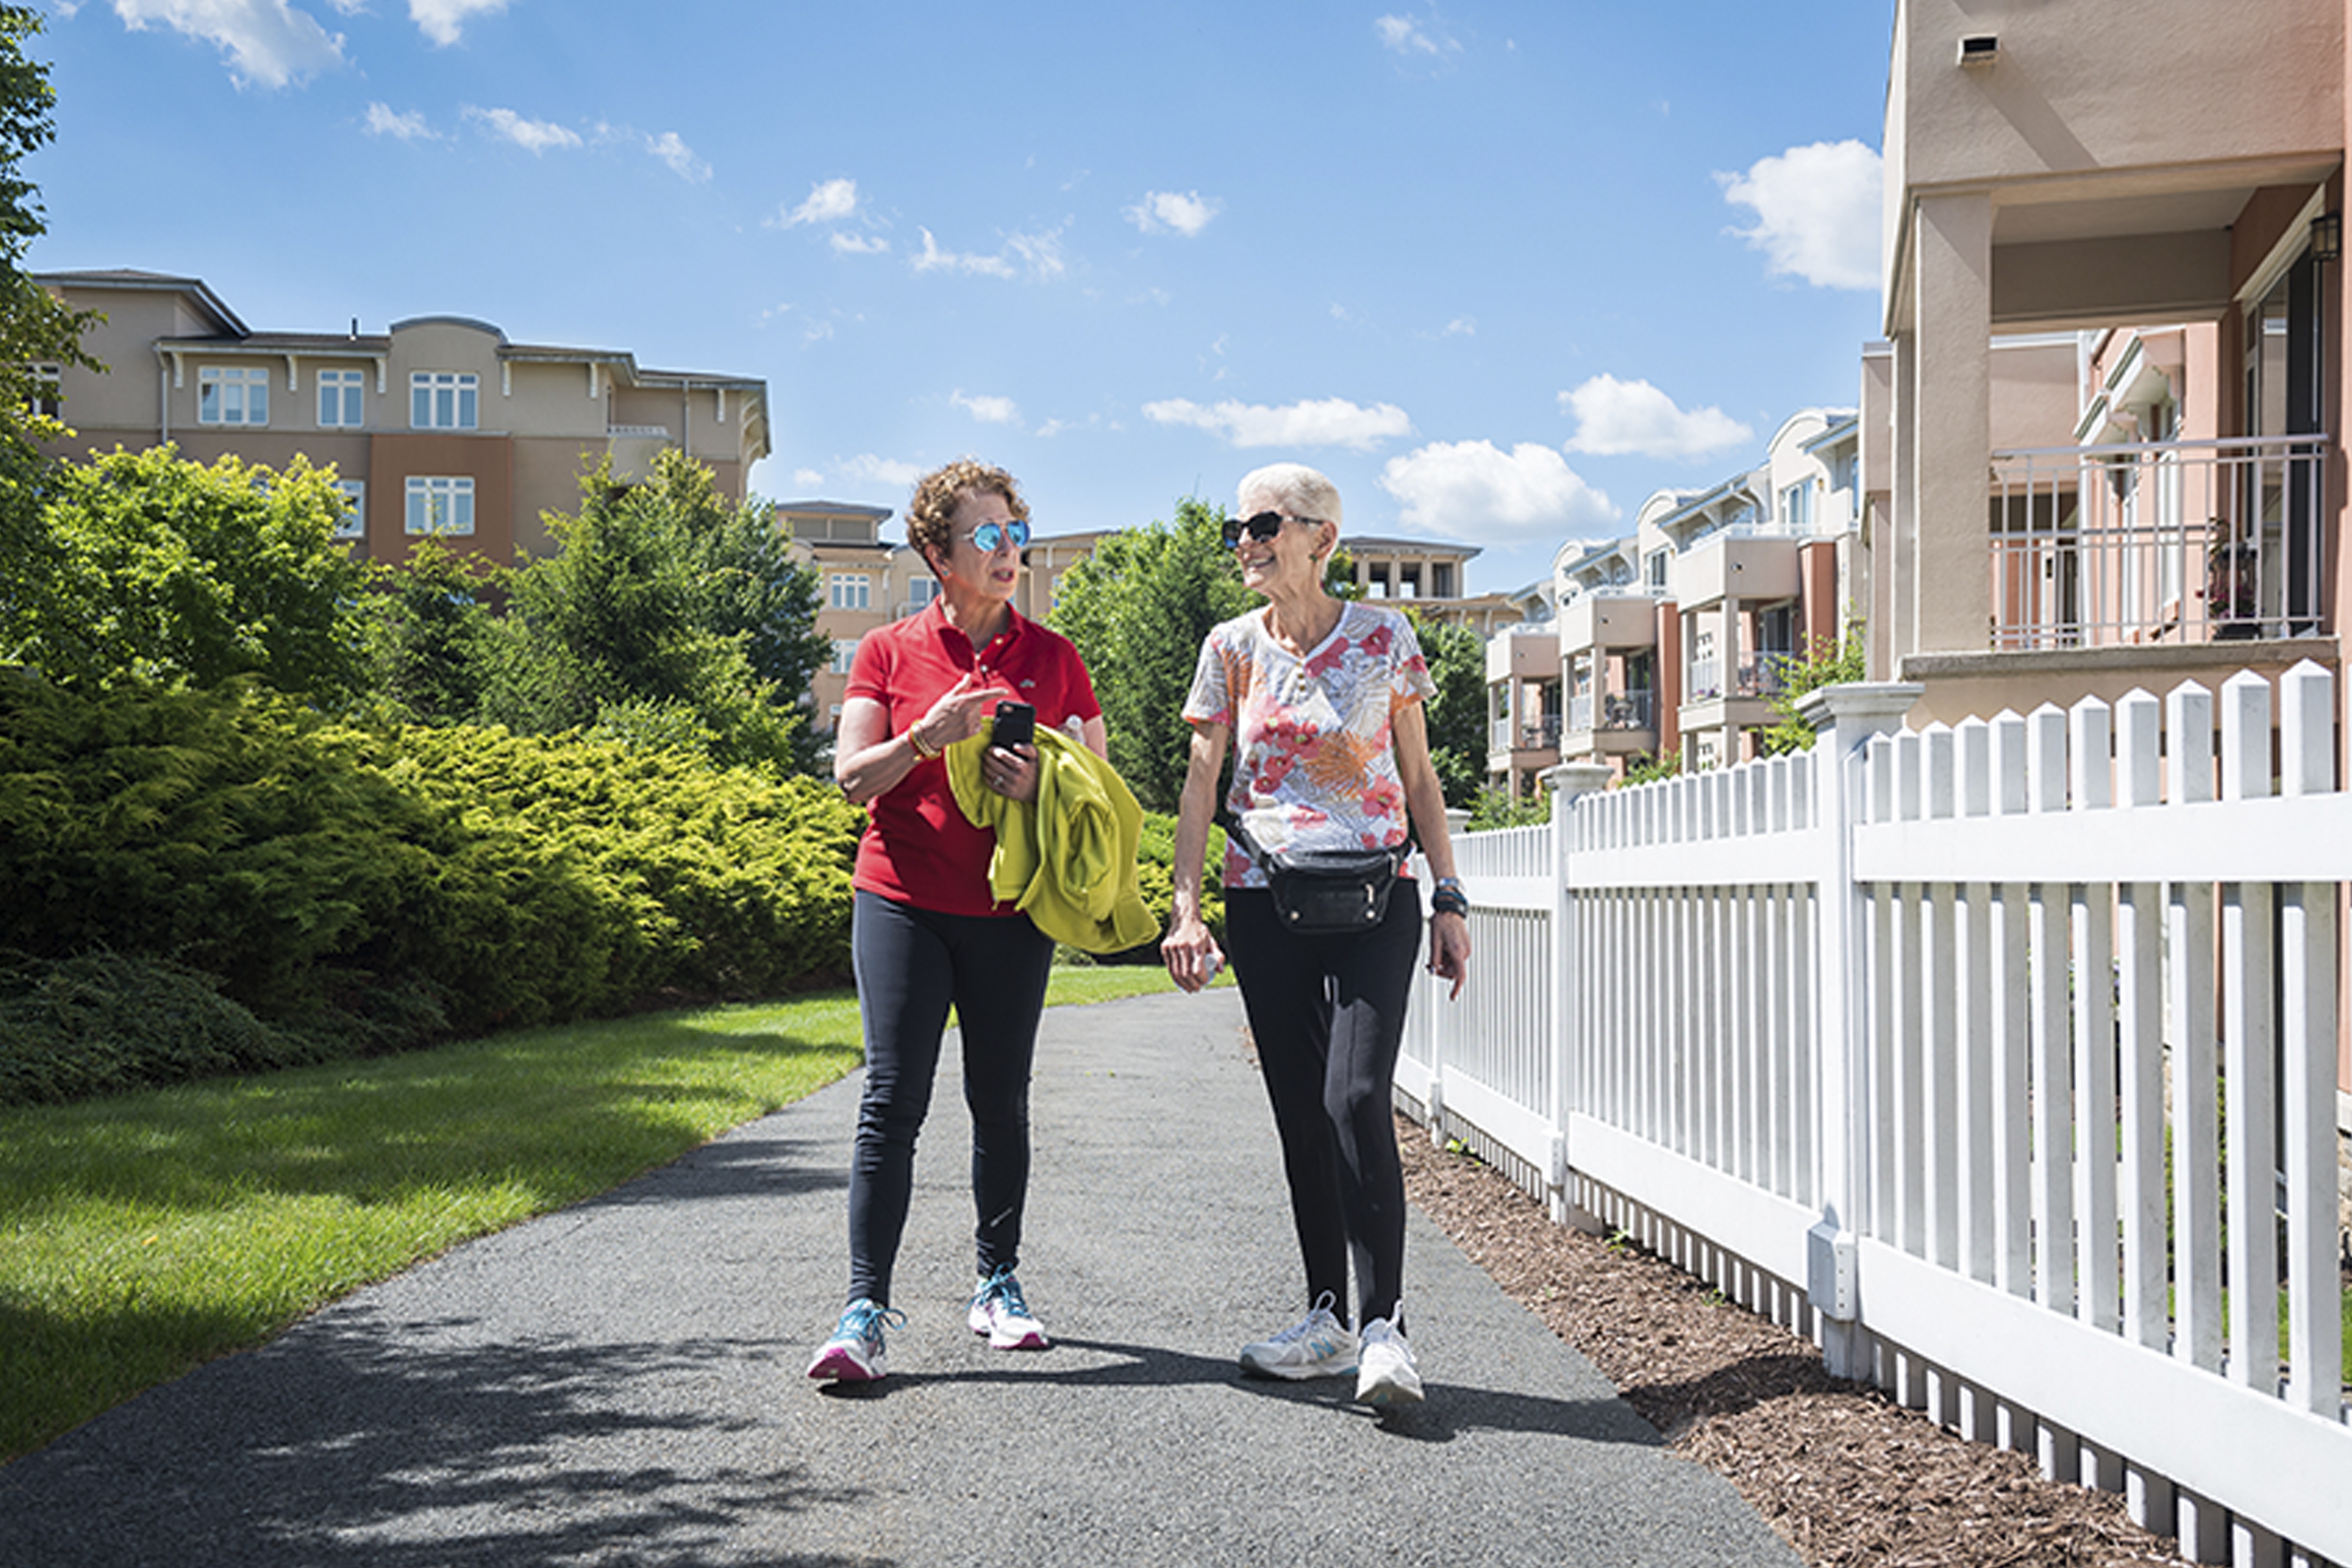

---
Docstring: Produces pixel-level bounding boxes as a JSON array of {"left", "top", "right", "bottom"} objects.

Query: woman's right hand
[
  {"left": 1161, "top": 913, "right": 1223, "bottom": 994},
  {"left": 912, "top": 672, "right": 1006, "bottom": 754}
]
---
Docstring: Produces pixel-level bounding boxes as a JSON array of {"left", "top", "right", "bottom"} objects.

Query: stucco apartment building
[
  {"left": 1866, "top": 0, "right": 2344, "bottom": 726},
  {"left": 33, "top": 270, "right": 770, "bottom": 568},
  {"left": 1487, "top": 408, "right": 1861, "bottom": 794}
]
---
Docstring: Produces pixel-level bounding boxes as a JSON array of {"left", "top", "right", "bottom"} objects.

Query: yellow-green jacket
[{"left": 945, "top": 727, "right": 1159, "bottom": 955}]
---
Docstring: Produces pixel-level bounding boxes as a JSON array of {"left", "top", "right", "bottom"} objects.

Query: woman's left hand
[
  {"left": 1428, "top": 910, "right": 1470, "bottom": 1000},
  {"left": 984, "top": 741, "right": 1039, "bottom": 803}
]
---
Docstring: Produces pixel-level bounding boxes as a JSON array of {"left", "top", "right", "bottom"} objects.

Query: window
[
  {"left": 906, "top": 576, "right": 940, "bottom": 613},
  {"left": 199, "top": 366, "right": 269, "bottom": 426},
  {"left": 1780, "top": 480, "right": 1813, "bottom": 534},
  {"left": 830, "top": 573, "right": 871, "bottom": 610},
  {"left": 1647, "top": 552, "right": 1669, "bottom": 590},
  {"left": 333, "top": 480, "right": 366, "bottom": 540},
  {"left": 29, "top": 362, "right": 60, "bottom": 419},
  {"left": 831, "top": 639, "right": 860, "bottom": 675},
  {"left": 405, "top": 476, "right": 475, "bottom": 535},
  {"left": 319, "top": 369, "right": 365, "bottom": 428},
  {"left": 410, "top": 371, "right": 478, "bottom": 430}
]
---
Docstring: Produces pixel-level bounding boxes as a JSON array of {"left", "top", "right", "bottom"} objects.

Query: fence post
[
  {"left": 1798, "top": 681, "right": 1922, "bottom": 1380},
  {"left": 1548, "top": 761, "right": 1615, "bottom": 1229}
]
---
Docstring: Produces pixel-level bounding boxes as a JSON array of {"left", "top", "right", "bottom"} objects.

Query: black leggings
[
  {"left": 1225, "top": 882, "right": 1423, "bottom": 1332},
  {"left": 845, "top": 890, "right": 1055, "bottom": 1307}
]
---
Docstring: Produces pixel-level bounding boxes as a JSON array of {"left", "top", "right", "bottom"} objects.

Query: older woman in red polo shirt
[{"left": 806, "top": 459, "right": 1107, "bottom": 1385}]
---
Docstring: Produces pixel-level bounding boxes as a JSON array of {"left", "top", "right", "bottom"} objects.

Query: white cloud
[
  {"left": 952, "top": 391, "right": 1021, "bottom": 427},
  {"left": 1143, "top": 396, "right": 1412, "bottom": 452},
  {"left": 108, "top": 0, "right": 345, "bottom": 89},
  {"left": 1378, "top": 441, "right": 1620, "bottom": 541},
  {"left": 647, "top": 131, "right": 709, "bottom": 183},
  {"left": 1006, "top": 226, "right": 1068, "bottom": 279},
  {"left": 1375, "top": 12, "right": 1459, "bottom": 59},
  {"left": 409, "top": 0, "right": 509, "bottom": 47},
  {"left": 913, "top": 228, "right": 1015, "bottom": 279},
  {"left": 781, "top": 177, "right": 860, "bottom": 228},
  {"left": 465, "top": 106, "right": 581, "bottom": 154},
  {"left": 792, "top": 468, "right": 826, "bottom": 490},
  {"left": 1125, "top": 189, "right": 1220, "bottom": 237},
  {"left": 831, "top": 233, "right": 890, "bottom": 256},
  {"left": 839, "top": 454, "right": 925, "bottom": 489},
  {"left": 1560, "top": 374, "right": 1753, "bottom": 459},
  {"left": 1442, "top": 316, "right": 1475, "bottom": 337},
  {"left": 364, "top": 101, "right": 433, "bottom": 139},
  {"left": 1718, "top": 139, "right": 1884, "bottom": 291},
  {"left": 911, "top": 226, "right": 1068, "bottom": 282}
]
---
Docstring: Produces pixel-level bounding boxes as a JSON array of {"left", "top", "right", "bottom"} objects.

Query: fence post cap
[
  {"left": 1798, "top": 680, "right": 1924, "bottom": 732},
  {"left": 1544, "top": 761, "right": 1615, "bottom": 801}
]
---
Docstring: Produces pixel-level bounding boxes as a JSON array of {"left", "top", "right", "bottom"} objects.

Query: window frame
[
  {"left": 199, "top": 365, "right": 270, "bottom": 427},
  {"left": 404, "top": 475, "right": 476, "bottom": 536},
  {"left": 318, "top": 368, "right": 366, "bottom": 429},
  {"left": 333, "top": 479, "right": 366, "bottom": 540},
  {"left": 409, "top": 371, "right": 480, "bottom": 431}
]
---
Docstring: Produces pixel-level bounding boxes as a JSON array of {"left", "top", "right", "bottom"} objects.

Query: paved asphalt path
[{"left": 0, "top": 989, "right": 1800, "bottom": 1568}]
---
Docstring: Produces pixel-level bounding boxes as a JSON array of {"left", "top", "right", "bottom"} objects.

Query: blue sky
[{"left": 31, "top": 0, "right": 1894, "bottom": 596}]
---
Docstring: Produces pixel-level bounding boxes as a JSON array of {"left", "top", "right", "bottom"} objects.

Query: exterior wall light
[{"left": 2309, "top": 211, "right": 2342, "bottom": 264}]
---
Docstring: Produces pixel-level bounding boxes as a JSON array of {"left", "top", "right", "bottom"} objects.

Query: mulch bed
[{"left": 1395, "top": 1115, "right": 2190, "bottom": 1568}]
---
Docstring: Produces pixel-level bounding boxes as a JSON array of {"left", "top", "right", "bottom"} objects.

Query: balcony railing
[
  {"left": 1683, "top": 657, "right": 1789, "bottom": 704},
  {"left": 1988, "top": 435, "right": 2327, "bottom": 651},
  {"left": 1491, "top": 715, "right": 1563, "bottom": 752},
  {"left": 1567, "top": 691, "right": 1656, "bottom": 732}
]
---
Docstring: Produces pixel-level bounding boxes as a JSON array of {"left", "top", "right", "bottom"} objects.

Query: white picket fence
[{"left": 1398, "top": 662, "right": 2352, "bottom": 1568}]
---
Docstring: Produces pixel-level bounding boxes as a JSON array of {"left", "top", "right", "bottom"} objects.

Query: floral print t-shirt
[{"left": 1182, "top": 601, "right": 1437, "bottom": 890}]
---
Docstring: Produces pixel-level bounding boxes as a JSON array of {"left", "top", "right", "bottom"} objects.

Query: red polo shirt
[{"left": 844, "top": 601, "right": 1101, "bottom": 916}]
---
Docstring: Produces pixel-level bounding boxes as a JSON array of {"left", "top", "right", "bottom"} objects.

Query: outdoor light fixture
[
  {"left": 2310, "top": 211, "right": 2342, "bottom": 264},
  {"left": 1958, "top": 34, "right": 1998, "bottom": 67}
]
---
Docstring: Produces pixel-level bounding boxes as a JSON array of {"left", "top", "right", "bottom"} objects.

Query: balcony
[
  {"left": 1490, "top": 715, "right": 1563, "bottom": 752},
  {"left": 1988, "top": 434, "right": 2327, "bottom": 651},
  {"left": 1569, "top": 691, "right": 1656, "bottom": 732},
  {"left": 1684, "top": 657, "right": 1789, "bottom": 705}
]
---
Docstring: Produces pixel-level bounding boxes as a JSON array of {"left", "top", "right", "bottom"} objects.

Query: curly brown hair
[{"left": 904, "top": 458, "right": 1030, "bottom": 565}]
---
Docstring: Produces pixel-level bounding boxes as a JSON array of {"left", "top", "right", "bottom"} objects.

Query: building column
[{"left": 1908, "top": 190, "right": 1994, "bottom": 657}]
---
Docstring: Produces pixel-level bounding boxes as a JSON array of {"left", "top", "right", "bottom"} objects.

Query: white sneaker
[
  {"left": 1238, "top": 1292, "right": 1359, "bottom": 1380},
  {"left": 1355, "top": 1314, "right": 1424, "bottom": 1406},
  {"left": 967, "top": 1266, "right": 1049, "bottom": 1349}
]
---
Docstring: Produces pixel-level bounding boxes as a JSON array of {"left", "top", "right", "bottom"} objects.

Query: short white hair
[{"left": 1236, "top": 462, "right": 1342, "bottom": 530}]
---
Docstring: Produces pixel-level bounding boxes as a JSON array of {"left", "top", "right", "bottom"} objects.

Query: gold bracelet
[{"left": 906, "top": 727, "right": 940, "bottom": 760}]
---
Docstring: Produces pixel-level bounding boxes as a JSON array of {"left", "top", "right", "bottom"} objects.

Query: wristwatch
[{"left": 1430, "top": 876, "right": 1469, "bottom": 917}]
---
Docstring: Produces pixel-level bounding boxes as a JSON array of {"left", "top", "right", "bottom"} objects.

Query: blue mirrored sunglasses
[{"left": 962, "top": 518, "right": 1031, "bottom": 552}]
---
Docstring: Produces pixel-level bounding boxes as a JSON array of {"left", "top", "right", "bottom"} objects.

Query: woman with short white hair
[{"left": 1162, "top": 461, "right": 1470, "bottom": 1406}]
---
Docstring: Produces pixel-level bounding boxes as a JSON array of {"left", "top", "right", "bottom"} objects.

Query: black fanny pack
[{"left": 1227, "top": 817, "right": 1408, "bottom": 935}]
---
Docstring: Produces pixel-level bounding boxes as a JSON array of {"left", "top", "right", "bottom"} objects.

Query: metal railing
[{"left": 1989, "top": 435, "right": 2328, "bottom": 651}]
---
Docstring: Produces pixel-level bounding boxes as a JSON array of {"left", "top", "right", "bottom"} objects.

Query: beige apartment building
[
  {"left": 33, "top": 270, "right": 769, "bottom": 568},
  {"left": 1868, "top": 0, "right": 2345, "bottom": 728},
  {"left": 1490, "top": 408, "right": 1861, "bottom": 793}
]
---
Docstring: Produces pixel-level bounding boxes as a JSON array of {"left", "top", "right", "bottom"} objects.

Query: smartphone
[{"left": 991, "top": 699, "right": 1036, "bottom": 751}]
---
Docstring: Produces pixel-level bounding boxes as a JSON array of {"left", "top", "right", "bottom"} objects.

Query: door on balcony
[{"left": 2245, "top": 246, "right": 2325, "bottom": 635}]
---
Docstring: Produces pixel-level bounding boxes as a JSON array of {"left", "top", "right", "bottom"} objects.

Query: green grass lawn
[{"left": 0, "top": 964, "right": 1186, "bottom": 1464}]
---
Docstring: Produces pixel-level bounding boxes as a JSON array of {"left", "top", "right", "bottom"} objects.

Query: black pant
[
  {"left": 845, "top": 890, "right": 1055, "bottom": 1307},
  {"left": 1226, "top": 882, "right": 1423, "bottom": 1331}
]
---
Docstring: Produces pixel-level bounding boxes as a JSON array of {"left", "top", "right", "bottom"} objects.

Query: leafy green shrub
[
  {"left": 1467, "top": 785, "right": 1551, "bottom": 831},
  {"left": 0, "top": 951, "right": 330, "bottom": 1105},
  {"left": 0, "top": 676, "right": 862, "bottom": 1099}
]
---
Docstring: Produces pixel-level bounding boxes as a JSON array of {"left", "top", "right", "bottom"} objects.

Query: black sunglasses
[{"left": 1221, "top": 511, "right": 1321, "bottom": 549}]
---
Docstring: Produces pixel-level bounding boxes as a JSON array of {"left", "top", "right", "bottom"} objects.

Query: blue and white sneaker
[
  {"left": 807, "top": 1297, "right": 904, "bottom": 1383},
  {"left": 1238, "top": 1292, "right": 1359, "bottom": 1380},
  {"left": 967, "top": 1265, "right": 1049, "bottom": 1349}
]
